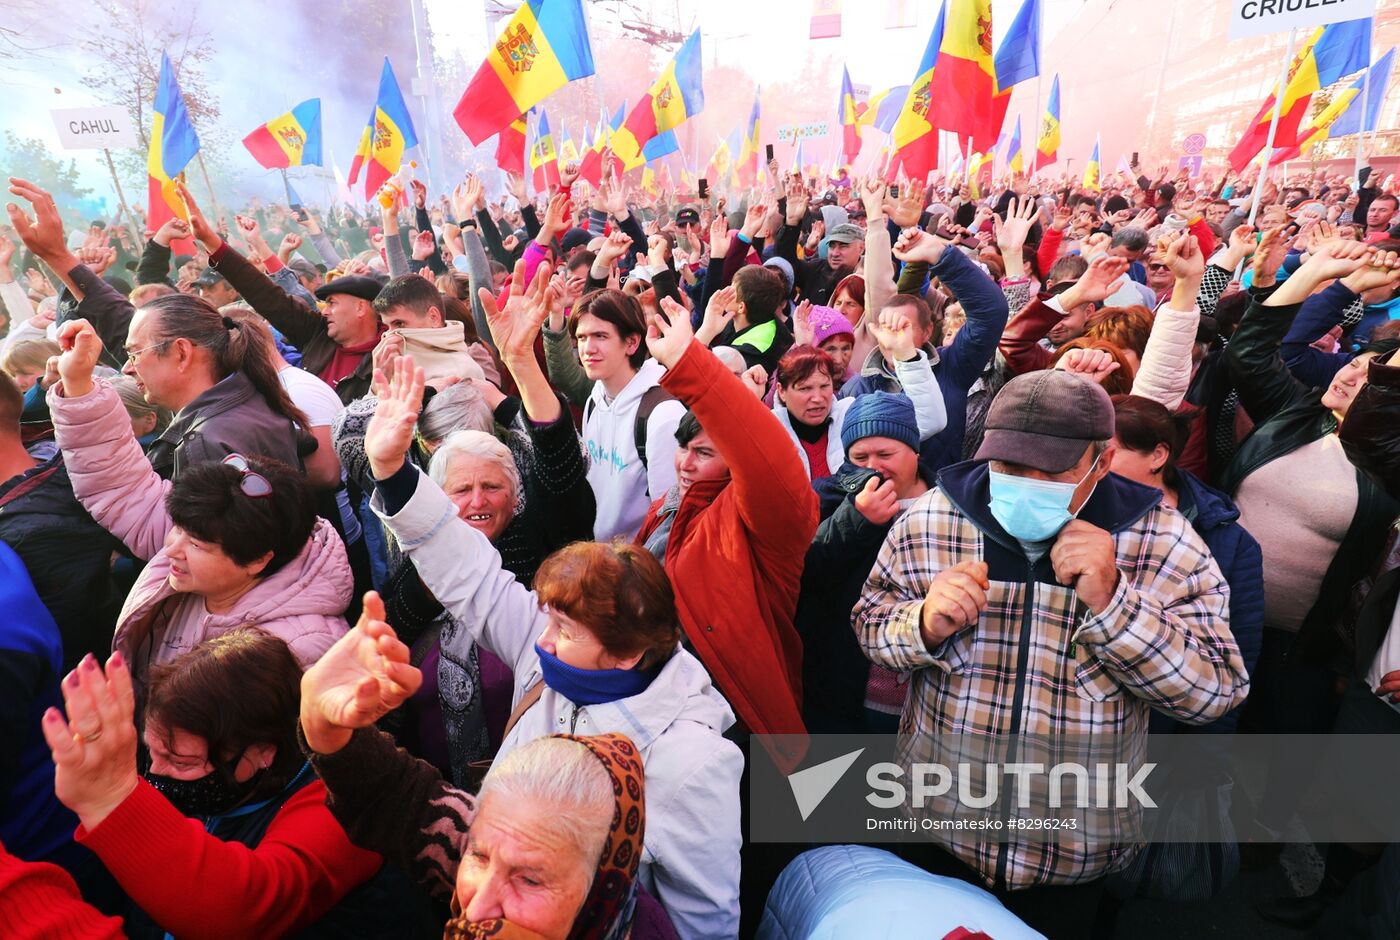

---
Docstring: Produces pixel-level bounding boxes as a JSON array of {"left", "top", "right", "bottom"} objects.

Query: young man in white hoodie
[{"left": 544, "top": 289, "right": 686, "bottom": 541}]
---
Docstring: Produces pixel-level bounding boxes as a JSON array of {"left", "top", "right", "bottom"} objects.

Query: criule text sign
[{"left": 1228, "top": 0, "right": 1376, "bottom": 41}]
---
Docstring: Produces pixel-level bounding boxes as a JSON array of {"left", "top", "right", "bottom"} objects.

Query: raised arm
[
  {"left": 1131, "top": 232, "right": 1205, "bottom": 410},
  {"left": 649, "top": 299, "right": 818, "bottom": 555},
  {"left": 48, "top": 322, "right": 172, "bottom": 559}
]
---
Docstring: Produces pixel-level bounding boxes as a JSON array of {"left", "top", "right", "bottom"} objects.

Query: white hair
[
  {"left": 427, "top": 429, "right": 520, "bottom": 504},
  {"left": 479, "top": 736, "right": 613, "bottom": 867}
]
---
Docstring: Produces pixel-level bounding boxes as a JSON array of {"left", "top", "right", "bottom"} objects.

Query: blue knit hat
[{"left": 841, "top": 391, "right": 920, "bottom": 456}]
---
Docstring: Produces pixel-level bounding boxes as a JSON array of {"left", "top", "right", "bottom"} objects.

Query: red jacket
[
  {"left": 76, "top": 778, "right": 381, "bottom": 939},
  {"left": 637, "top": 341, "right": 818, "bottom": 741}
]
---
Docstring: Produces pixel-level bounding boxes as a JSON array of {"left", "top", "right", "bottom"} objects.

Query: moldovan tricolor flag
[
  {"left": 147, "top": 52, "right": 201, "bottom": 236},
  {"left": 1083, "top": 135, "right": 1101, "bottom": 190},
  {"left": 737, "top": 93, "right": 762, "bottom": 186},
  {"left": 243, "top": 99, "right": 322, "bottom": 169},
  {"left": 619, "top": 29, "right": 704, "bottom": 150},
  {"left": 839, "top": 66, "right": 861, "bottom": 164},
  {"left": 1006, "top": 117, "right": 1024, "bottom": 174},
  {"left": 1272, "top": 47, "right": 1394, "bottom": 164},
  {"left": 530, "top": 110, "right": 561, "bottom": 192},
  {"left": 559, "top": 123, "right": 580, "bottom": 165},
  {"left": 347, "top": 58, "right": 419, "bottom": 199},
  {"left": 1035, "top": 74, "right": 1060, "bottom": 170},
  {"left": 577, "top": 104, "right": 622, "bottom": 186},
  {"left": 891, "top": 3, "right": 945, "bottom": 183},
  {"left": 927, "top": 0, "right": 1003, "bottom": 153},
  {"left": 495, "top": 116, "right": 527, "bottom": 177},
  {"left": 454, "top": 0, "right": 596, "bottom": 145},
  {"left": 1228, "top": 17, "right": 1372, "bottom": 172}
]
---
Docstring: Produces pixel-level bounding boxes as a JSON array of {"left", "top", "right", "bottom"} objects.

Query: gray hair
[
  {"left": 711, "top": 346, "right": 747, "bottom": 376},
  {"left": 419, "top": 381, "right": 493, "bottom": 444},
  {"left": 428, "top": 429, "right": 520, "bottom": 504},
  {"left": 479, "top": 736, "right": 612, "bottom": 869},
  {"left": 1110, "top": 227, "right": 1150, "bottom": 253}
]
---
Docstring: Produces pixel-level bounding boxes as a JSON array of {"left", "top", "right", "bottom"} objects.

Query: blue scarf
[{"left": 534, "top": 644, "right": 658, "bottom": 706}]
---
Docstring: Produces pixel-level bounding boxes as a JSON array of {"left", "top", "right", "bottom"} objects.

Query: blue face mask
[
  {"left": 988, "top": 454, "right": 1102, "bottom": 543},
  {"left": 534, "top": 644, "right": 658, "bottom": 706}
]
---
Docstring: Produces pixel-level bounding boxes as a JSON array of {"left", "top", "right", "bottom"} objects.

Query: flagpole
[
  {"left": 195, "top": 152, "right": 224, "bottom": 229},
  {"left": 1248, "top": 27, "right": 1297, "bottom": 229},
  {"left": 1355, "top": 60, "right": 1372, "bottom": 180},
  {"left": 101, "top": 147, "right": 142, "bottom": 244}
]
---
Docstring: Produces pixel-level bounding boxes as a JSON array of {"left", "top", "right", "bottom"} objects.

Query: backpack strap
[
  {"left": 633, "top": 384, "right": 677, "bottom": 469},
  {"left": 502, "top": 680, "right": 545, "bottom": 741}
]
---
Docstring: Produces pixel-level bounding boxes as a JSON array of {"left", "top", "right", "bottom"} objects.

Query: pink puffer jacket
[{"left": 49, "top": 379, "right": 351, "bottom": 669}]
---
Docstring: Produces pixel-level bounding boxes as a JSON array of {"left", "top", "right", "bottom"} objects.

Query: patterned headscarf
[{"left": 443, "top": 733, "right": 647, "bottom": 940}]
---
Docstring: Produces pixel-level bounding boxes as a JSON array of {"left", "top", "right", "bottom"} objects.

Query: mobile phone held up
[
  {"left": 765, "top": 143, "right": 775, "bottom": 165},
  {"left": 698, "top": 178, "right": 709, "bottom": 200}
]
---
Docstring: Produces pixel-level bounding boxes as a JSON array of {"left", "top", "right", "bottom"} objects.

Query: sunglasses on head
[{"left": 222, "top": 453, "right": 272, "bottom": 498}]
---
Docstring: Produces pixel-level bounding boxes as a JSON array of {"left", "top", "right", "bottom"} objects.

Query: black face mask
[{"left": 146, "top": 766, "right": 264, "bottom": 818}]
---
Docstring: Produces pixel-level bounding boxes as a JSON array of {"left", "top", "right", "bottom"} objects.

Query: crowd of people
[{"left": 1, "top": 148, "right": 1399, "bottom": 940}]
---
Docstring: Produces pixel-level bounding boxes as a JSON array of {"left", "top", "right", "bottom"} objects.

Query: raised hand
[
  {"left": 860, "top": 176, "right": 887, "bottom": 222},
  {"left": 709, "top": 214, "right": 732, "bottom": 259},
  {"left": 1343, "top": 246, "right": 1400, "bottom": 294},
  {"left": 278, "top": 232, "right": 303, "bottom": 262},
  {"left": 6, "top": 177, "right": 70, "bottom": 263},
  {"left": 891, "top": 227, "right": 949, "bottom": 267},
  {"left": 647, "top": 296, "right": 697, "bottom": 368},
  {"left": 453, "top": 174, "right": 484, "bottom": 220},
  {"left": 364, "top": 356, "right": 425, "bottom": 480},
  {"left": 54, "top": 318, "right": 105, "bottom": 398},
  {"left": 1055, "top": 346, "right": 1122, "bottom": 385},
  {"left": 40, "top": 651, "right": 140, "bottom": 830},
  {"left": 740, "top": 364, "right": 768, "bottom": 398},
  {"left": 869, "top": 307, "right": 918, "bottom": 361},
  {"left": 920, "top": 560, "right": 990, "bottom": 646},
  {"left": 411, "top": 230, "right": 437, "bottom": 261},
  {"left": 792, "top": 299, "right": 814, "bottom": 346},
  {"left": 995, "top": 196, "right": 1038, "bottom": 253},
  {"left": 75, "top": 246, "right": 117, "bottom": 277},
  {"left": 505, "top": 171, "right": 527, "bottom": 204},
  {"left": 479, "top": 257, "right": 553, "bottom": 362},
  {"left": 886, "top": 186, "right": 926, "bottom": 228},
  {"left": 299, "top": 591, "right": 422, "bottom": 755},
  {"left": 696, "top": 284, "right": 737, "bottom": 345},
  {"left": 1062, "top": 255, "right": 1130, "bottom": 307},
  {"left": 559, "top": 161, "right": 580, "bottom": 191},
  {"left": 784, "top": 175, "right": 809, "bottom": 225},
  {"left": 602, "top": 175, "right": 630, "bottom": 219},
  {"left": 172, "top": 180, "right": 220, "bottom": 251},
  {"left": 1162, "top": 231, "right": 1205, "bottom": 282},
  {"left": 410, "top": 179, "right": 427, "bottom": 209},
  {"left": 741, "top": 201, "right": 769, "bottom": 239},
  {"left": 594, "top": 229, "right": 632, "bottom": 270}
]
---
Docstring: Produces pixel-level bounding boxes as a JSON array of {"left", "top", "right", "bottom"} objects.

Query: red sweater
[
  {"left": 0, "top": 843, "right": 126, "bottom": 939},
  {"left": 76, "top": 779, "right": 381, "bottom": 939}
]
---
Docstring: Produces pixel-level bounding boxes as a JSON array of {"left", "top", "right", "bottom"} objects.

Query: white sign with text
[
  {"left": 50, "top": 107, "right": 139, "bottom": 151},
  {"left": 1228, "top": 0, "right": 1376, "bottom": 41}
]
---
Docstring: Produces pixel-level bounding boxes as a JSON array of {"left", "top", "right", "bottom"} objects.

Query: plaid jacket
[{"left": 853, "top": 460, "right": 1249, "bottom": 890}]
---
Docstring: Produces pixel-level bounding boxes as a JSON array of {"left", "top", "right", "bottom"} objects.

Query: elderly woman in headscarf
[{"left": 299, "top": 603, "right": 678, "bottom": 940}]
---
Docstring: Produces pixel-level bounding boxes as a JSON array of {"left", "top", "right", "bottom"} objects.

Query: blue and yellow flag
[
  {"left": 348, "top": 58, "right": 419, "bottom": 199},
  {"left": 147, "top": 52, "right": 201, "bottom": 233},
  {"left": 243, "top": 99, "right": 322, "bottom": 169}
]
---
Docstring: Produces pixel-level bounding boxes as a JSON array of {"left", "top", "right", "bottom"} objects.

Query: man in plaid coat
[{"left": 854, "top": 370, "right": 1249, "bottom": 924}]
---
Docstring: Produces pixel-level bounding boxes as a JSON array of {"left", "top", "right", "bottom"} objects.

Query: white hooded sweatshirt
[{"left": 582, "top": 357, "right": 687, "bottom": 541}]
